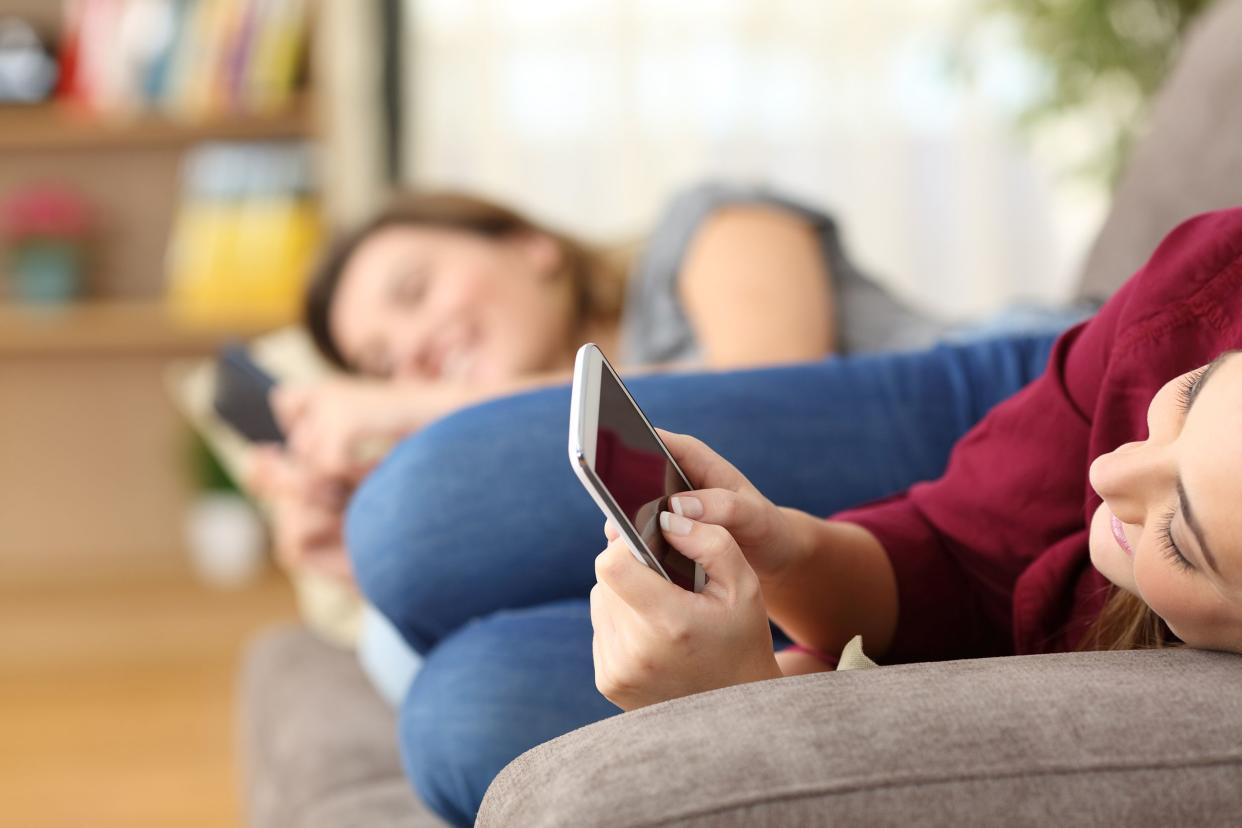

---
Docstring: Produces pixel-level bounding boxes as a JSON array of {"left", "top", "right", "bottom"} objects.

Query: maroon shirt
[{"left": 834, "top": 209, "right": 1242, "bottom": 662}]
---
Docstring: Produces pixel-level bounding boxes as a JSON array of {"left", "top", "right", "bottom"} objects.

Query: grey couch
[{"left": 239, "top": 1, "right": 1242, "bottom": 824}]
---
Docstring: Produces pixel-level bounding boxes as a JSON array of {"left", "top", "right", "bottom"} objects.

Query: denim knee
[
  {"left": 397, "top": 621, "right": 499, "bottom": 827},
  {"left": 344, "top": 406, "right": 491, "bottom": 652},
  {"left": 397, "top": 600, "right": 614, "bottom": 827}
]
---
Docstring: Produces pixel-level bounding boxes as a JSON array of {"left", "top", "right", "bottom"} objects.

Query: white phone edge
[{"left": 568, "top": 343, "right": 706, "bottom": 593}]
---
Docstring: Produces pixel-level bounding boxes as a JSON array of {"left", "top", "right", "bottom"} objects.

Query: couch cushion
[
  {"left": 480, "top": 648, "right": 1242, "bottom": 827},
  {"left": 238, "top": 624, "right": 447, "bottom": 828},
  {"left": 1077, "top": 0, "right": 1242, "bottom": 300}
]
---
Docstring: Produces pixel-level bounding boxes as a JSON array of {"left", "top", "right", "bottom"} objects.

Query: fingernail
[
  {"left": 660, "top": 511, "right": 693, "bottom": 536},
  {"left": 670, "top": 495, "right": 703, "bottom": 519}
]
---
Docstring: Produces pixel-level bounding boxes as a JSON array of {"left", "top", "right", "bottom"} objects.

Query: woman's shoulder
[
  {"left": 1075, "top": 207, "right": 1242, "bottom": 456},
  {"left": 1112, "top": 207, "right": 1242, "bottom": 344}
]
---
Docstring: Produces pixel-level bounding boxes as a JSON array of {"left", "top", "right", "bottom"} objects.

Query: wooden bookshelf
[
  {"left": 0, "top": 300, "right": 291, "bottom": 356},
  {"left": 0, "top": 100, "right": 314, "bottom": 153},
  {"left": 0, "top": 298, "right": 290, "bottom": 587},
  {"left": 0, "top": 1, "right": 346, "bottom": 585}
]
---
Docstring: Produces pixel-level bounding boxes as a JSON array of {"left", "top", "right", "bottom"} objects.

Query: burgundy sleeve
[
  {"left": 829, "top": 210, "right": 1242, "bottom": 663},
  {"left": 832, "top": 286, "right": 1129, "bottom": 663}
]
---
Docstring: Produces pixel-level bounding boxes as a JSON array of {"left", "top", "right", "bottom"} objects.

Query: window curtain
[{"left": 398, "top": 0, "right": 1107, "bottom": 318}]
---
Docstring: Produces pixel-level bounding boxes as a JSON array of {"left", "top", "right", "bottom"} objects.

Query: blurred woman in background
[{"left": 253, "top": 182, "right": 941, "bottom": 584}]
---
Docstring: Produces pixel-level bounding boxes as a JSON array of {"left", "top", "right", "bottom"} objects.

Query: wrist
[
  {"left": 387, "top": 381, "right": 449, "bottom": 433},
  {"left": 762, "top": 507, "right": 818, "bottom": 589}
]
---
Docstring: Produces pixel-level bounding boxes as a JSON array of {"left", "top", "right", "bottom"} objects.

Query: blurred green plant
[
  {"left": 979, "top": 0, "right": 1214, "bottom": 182},
  {"left": 186, "top": 430, "right": 240, "bottom": 494}
]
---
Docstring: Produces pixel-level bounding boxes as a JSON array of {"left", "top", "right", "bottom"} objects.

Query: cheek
[
  {"left": 1131, "top": 551, "right": 1212, "bottom": 641},
  {"left": 438, "top": 268, "right": 488, "bottom": 311}
]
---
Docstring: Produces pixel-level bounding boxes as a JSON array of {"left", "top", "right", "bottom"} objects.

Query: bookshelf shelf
[
  {"left": 0, "top": 100, "right": 314, "bottom": 152},
  {"left": 0, "top": 300, "right": 290, "bottom": 356}
]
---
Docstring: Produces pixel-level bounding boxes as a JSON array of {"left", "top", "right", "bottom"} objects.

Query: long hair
[
  {"left": 304, "top": 191, "right": 627, "bottom": 370},
  {"left": 1079, "top": 587, "right": 1174, "bottom": 651}
]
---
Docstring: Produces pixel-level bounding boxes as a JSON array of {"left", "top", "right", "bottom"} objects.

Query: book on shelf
[
  {"left": 166, "top": 141, "right": 321, "bottom": 325},
  {"left": 58, "top": 0, "right": 309, "bottom": 120}
]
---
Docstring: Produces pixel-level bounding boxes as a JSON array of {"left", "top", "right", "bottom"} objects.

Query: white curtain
[{"left": 401, "top": 0, "right": 1108, "bottom": 319}]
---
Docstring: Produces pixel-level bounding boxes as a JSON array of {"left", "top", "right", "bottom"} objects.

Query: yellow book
[{"left": 245, "top": 0, "right": 307, "bottom": 113}]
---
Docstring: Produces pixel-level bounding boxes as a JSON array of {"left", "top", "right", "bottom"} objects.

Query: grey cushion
[
  {"left": 238, "top": 625, "right": 447, "bottom": 828},
  {"left": 479, "top": 648, "right": 1242, "bottom": 827},
  {"left": 1077, "top": 0, "right": 1242, "bottom": 300}
]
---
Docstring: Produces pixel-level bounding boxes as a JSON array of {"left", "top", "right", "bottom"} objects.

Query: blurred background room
[{"left": 0, "top": 0, "right": 1211, "bottom": 825}]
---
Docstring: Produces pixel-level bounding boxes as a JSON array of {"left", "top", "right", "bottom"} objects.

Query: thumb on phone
[
  {"left": 245, "top": 444, "right": 284, "bottom": 495},
  {"left": 655, "top": 429, "right": 750, "bottom": 494},
  {"left": 270, "top": 384, "right": 310, "bottom": 432},
  {"left": 658, "top": 511, "right": 753, "bottom": 598}
]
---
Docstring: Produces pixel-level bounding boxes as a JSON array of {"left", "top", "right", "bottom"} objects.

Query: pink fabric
[
  {"left": 781, "top": 643, "right": 839, "bottom": 670},
  {"left": 834, "top": 209, "right": 1242, "bottom": 662}
]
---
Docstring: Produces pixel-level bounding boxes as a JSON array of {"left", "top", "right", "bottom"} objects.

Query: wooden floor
[{"left": 0, "top": 573, "right": 298, "bottom": 828}]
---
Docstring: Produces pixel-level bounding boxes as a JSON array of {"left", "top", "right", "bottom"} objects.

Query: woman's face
[
  {"left": 329, "top": 225, "right": 575, "bottom": 382},
  {"left": 1089, "top": 351, "right": 1242, "bottom": 651}
]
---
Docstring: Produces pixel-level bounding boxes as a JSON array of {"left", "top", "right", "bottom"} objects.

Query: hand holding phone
[
  {"left": 571, "top": 344, "right": 791, "bottom": 708},
  {"left": 569, "top": 343, "right": 705, "bottom": 591}
]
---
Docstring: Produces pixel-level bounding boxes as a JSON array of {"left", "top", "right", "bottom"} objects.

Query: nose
[{"left": 1089, "top": 440, "right": 1176, "bottom": 525}]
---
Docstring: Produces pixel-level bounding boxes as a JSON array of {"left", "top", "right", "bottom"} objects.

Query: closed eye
[
  {"left": 391, "top": 268, "right": 429, "bottom": 305},
  {"left": 1156, "top": 507, "right": 1194, "bottom": 572}
]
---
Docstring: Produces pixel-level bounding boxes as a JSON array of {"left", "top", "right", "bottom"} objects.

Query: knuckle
[
  {"left": 598, "top": 666, "right": 629, "bottom": 701},
  {"left": 701, "top": 523, "right": 733, "bottom": 554},
  {"left": 595, "top": 545, "right": 625, "bottom": 581},
  {"left": 612, "top": 660, "right": 645, "bottom": 695},
  {"left": 660, "top": 617, "right": 693, "bottom": 646},
  {"left": 736, "top": 571, "right": 762, "bottom": 604}
]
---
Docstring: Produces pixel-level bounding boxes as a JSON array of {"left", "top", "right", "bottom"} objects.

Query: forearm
[
  {"left": 381, "top": 372, "right": 569, "bottom": 436},
  {"left": 763, "top": 508, "right": 898, "bottom": 659},
  {"left": 385, "top": 360, "right": 698, "bottom": 436}
]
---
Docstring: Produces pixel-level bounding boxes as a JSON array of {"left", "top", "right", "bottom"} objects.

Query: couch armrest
[
  {"left": 238, "top": 624, "right": 447, "bottom": 828},
  {"left": 479, "top": 649, "right": 1242, "bottom": 827}
]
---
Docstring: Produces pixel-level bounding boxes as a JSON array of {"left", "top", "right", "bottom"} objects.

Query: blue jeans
[{"left": 346, "top": 334, "right": 1057, "bottom": 827}]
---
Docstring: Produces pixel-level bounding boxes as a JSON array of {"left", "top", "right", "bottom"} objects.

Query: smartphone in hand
[
  {"left": 569, "top": 343, "right": 705, "bottom": 592},
  {"left": 213, "top": 344, "right": 285, "bottom": 444}
]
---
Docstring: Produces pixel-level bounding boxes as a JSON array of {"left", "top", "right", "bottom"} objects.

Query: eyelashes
[
  {"left": 1155, "top": 507, "right": 1194, "bottom": 572},
  {"left": 1140, "top": 365, "right": 1213, "bottom": 575},
  {"left": 1174, "top": 366, "right": 1210, "bottom": 413}
]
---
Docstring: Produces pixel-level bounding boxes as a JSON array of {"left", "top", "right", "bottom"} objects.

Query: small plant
[{"left": 975, "top": 0, "right": 1214, "bottom": 182}]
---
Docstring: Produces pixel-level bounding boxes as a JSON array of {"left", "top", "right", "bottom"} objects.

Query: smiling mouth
[
  {"left": 440, "top": 344, "right": 475, "bottom": 381},
  {"left": 433, "top": 327, "right": 479, "bottom": 381},
  {"left": 1111, "top": 513, "right": 1136, "bottom": 558}
]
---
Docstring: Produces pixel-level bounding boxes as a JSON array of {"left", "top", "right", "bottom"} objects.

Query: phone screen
[
  {"left": 592, "top": 366, "right": 698, "bottom": 590},
  {"left": 214, "top": 345, "right": 284, "bottom": 444}
]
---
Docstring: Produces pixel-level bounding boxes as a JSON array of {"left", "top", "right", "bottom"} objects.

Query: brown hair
[
  {"left": 1079, "top": 588, "right": 1175, "bottom": 651},
  {"left": 305, "top": 191, "right": 627, "bottom": 370}
]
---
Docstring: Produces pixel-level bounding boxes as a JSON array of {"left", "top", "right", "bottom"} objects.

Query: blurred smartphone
[
  {"left": 213, "top": 344, "right": 285, "bottom": 444},
  {"left": 569, "top": 343, "right": 705, "bottom": 592}
]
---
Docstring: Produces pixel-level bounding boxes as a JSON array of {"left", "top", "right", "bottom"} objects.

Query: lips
[
  {"left": 439, "top": 344, "right": 476, "bottom": 381},
  {"left": 1110, "top": 513, "right": 1135, "bottom": 558},
  {"left": 427, "top": 327, "right": 478, "bottom": 381}
]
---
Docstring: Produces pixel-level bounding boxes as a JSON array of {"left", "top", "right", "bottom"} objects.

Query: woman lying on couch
[{"left": 340, "top": 208, "right": 1242, "bottom": 826}]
